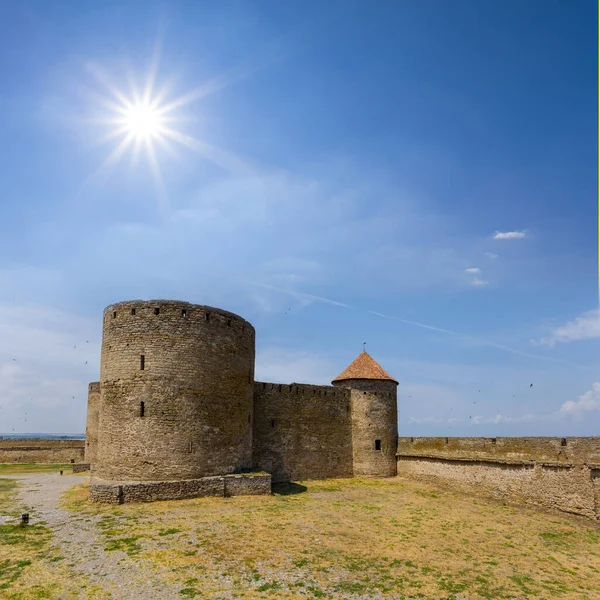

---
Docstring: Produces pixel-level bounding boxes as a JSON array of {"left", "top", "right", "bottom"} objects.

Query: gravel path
[{"left": 2, "top": 472, "right": 182, "bottom": 600}]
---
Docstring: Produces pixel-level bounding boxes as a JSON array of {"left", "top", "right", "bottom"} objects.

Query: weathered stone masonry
[
  {"left": 87, "top": 300, "right": 400, "bottom": 503},
  {"left": 84, "top": 382, "right": 100, "bottom": 464},
  {"left": 253, "top": 382, "right": 353, "bottom": 483},
  {"left": 397, "top": 437, "right": 600, "bottom": 520},
  {"left": 0, "top": 438, "right": 84, "bottom": 464}
]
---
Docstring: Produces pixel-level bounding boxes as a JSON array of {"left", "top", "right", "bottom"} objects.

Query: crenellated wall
[
  {"left": 253, "top": 382, "right": 353, "bottom": 482},
  {"left": 397, "top": 437, "right": 600, "bottom": 520},
  {"left": 0, "top": 439, "right": 85, "bottom": 464}
]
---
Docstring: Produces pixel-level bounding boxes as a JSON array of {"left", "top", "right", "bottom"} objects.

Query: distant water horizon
[{"left": 0, "top": 433, "right": 85, "bottom": 440}]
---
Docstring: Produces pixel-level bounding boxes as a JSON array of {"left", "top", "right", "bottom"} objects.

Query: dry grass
[
  {"left": 0, "top": 478, "right": 108, "bottom": 599},
  {"left": 58, "top": 477, "right": 600, "bottom": 599}
]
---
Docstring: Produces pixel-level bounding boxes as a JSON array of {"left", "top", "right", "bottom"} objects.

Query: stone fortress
[
  {"left": 79, "top": 298, "right": 600, "bottom": 518},
  {"left": 85, "top": 300, "right": 398, "bottom": 503}
]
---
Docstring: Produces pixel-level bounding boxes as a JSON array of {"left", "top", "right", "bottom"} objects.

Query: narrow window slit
[
  {"left": 227, "top": 319, "right": 231, "bottom": 326},
  {"left": 375, "top": 439, "right": 381, "bottom": 451},
  {"left": 271, "top": 419, "right": 276, "bottom": 428},
  {"left": 561, "top": 437, "right": 567, "bottom": 447},
  {"left": 112, "top": 311, "right": 117, "bottom": 319},
  {"left": 181, "top": 309, "right": 187, "bottom": 318},
  {"left": 154, "top": 307, "right": 160, "bottom": 315},
  {"left": 140, "top": 401, "right": 145, "bottom": 417},
  {"left": 131, "top": 308, "right": 136, "bottom": 315},
  {"left": 140, "top": 355, "right": 145, "bottom": 370},
  {"left": 205, "top": 312, "right": 210, "bottom": 321}
]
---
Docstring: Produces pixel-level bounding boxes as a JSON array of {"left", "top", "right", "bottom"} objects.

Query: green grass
[
  {"left": 0, "top": 475, "right": 108, "bottom": 598},
  {"left": 0, "top": 463, "right": 73, "bottom": 474}
]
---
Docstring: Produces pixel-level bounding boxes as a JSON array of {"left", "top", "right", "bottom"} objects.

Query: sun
[
  {"left": 120, "top": 102, "right": 164, "bottom": 140},
  {"left": 83, "top": 49, "right": 254, "bottom": 213}
]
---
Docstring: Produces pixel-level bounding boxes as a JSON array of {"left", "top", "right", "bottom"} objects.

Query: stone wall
[
  {"left": 397, "top": 437, "right": 600, "bottom": 520},
  {"left": 335, "top": 379, "right": 398, "bottom": 477},
  {"left": 89, "top": 472, "right": 271, "bottom": 503},
  {"left": 96, "top": 300, "right": 255, "bottom": 482},
  {"left": 84, "top": 382, "right": 100, "bottom": 464},
  {"left": 398, "top": 436, "right": 600, "bottom": 464},
  {"left": 253, "top": 382, "right": 353, "bottom": 482},
  {"left": 0, "top": 439, "right": 85, "bottom": 464}
]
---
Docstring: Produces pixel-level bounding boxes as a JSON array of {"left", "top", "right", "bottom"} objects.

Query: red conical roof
[{"left": 332, "top": 351, "right": 398, "bottom": 384}]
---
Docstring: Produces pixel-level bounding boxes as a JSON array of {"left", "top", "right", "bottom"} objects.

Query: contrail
[
  {"left": 250, "top": 282, "right": 349, "bottom": 308},
  {"left": 254, "top": 282, "right": 591, "bottom": 369},
  {"left": 368, "top": 310, "right": 592, "bottom": 370}
]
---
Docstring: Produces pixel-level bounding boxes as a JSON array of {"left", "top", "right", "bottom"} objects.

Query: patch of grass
[
  {"left": 26, "top": 475, "right": 600, "bottom": 599},
  {"left": 104, "top": 535, "right": 143, "bottom": 555},
  {"left": 0, "top": 464, "right": 73, "bottom": 474},
  {"left": 158, "top": 528, "right": 181, "bottom": 536},
  {"left": 0, "top": 476, "right": 105, "bottom": 598}
]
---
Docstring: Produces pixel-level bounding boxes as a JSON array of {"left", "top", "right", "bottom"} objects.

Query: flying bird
[{"left": 530, "top": 383, "right": 533, "bottom": 388}]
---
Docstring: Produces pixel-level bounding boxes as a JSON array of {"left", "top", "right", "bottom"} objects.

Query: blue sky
[{"left": 0, "top": 0, "right": 597, "bottom": 436}]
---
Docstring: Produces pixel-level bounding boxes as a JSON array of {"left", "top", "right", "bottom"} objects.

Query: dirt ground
[{"left": 1, "top": 467, "right": 599, "bottom": 599}]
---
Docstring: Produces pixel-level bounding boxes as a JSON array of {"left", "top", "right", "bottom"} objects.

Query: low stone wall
[
  {"left": 90, "top": 472, "right": 272, "bottom": 504},
  {"left": 397, "top": 437, "right": 600, "bottom": 520},
  {"left": 0, "top": 439, "right": 85, "bottom": 464},
  {"left": 72, "top": 463, "right": 91, "bottom": 473}
]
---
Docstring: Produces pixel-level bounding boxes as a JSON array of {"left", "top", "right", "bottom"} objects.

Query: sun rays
[{"left": 81, "top": 48, "right": 255, "bottom": 213}]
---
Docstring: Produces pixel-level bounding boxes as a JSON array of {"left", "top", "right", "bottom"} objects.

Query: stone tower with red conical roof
[{"left": 332, "top": 351, "right": 398, "bottom": 477}]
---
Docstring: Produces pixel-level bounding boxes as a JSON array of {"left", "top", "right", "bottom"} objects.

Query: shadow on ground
[{"left": 272, "top": 482, "right": 308, "bottom": 496}]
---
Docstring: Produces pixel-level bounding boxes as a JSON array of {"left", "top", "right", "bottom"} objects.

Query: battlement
[
  {"left": 253, "top": 380, "right": 353, "bottom": 482},
  {"left": 103, "top": 299, "right": 254, "bottom": 335},
  {"left": 398, "top": 436, "right": 600, "bottom": 465},
  {"left": 397, "top": 437, "right": 600, "bottom": 519},
  {"left": 254, "top": 381, "right": 349, "bottom": 399}
]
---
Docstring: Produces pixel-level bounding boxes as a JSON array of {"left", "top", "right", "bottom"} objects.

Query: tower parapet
[{"left": 332, "top": 351, "right": 398, "bottom": 477}]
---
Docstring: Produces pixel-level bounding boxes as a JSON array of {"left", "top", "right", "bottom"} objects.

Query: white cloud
[
  {"left": 493, "top": 230, "right": 526, "bottom": 240},
  {"left": 464, "top": 268, "right": 481, "bottom": 274},
  {"left": 471, "top": 277, "right": 489, "bottom": 286},
  {"left": 559, "top": 382, "right": 600, "bottom": 418},
  {"left": 538, "top": 309, "right": 600, "bottom": 347},
  {"left": 484, "top": 252, "right": 498, "bottom": 259}
]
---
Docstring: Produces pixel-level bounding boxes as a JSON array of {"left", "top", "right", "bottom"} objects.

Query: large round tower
[
  {"left": 332, "top": 351, "right": 398, "bottom": 477},
  {"left": 95, "top": 300, "right": 255, "bottom": 482}
]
